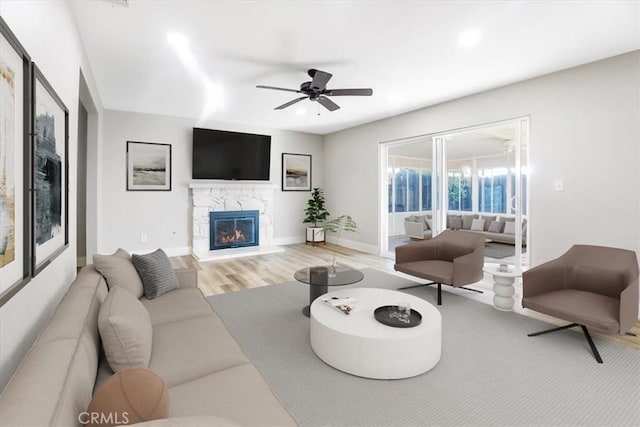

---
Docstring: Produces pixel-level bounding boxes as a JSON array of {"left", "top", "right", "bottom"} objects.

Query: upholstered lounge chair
[
  {"left": 394, "top": 230, "right": 485, "bottom": 305},
  {"left": 522, "top": 245, "right": 639, "bottom": 363}
]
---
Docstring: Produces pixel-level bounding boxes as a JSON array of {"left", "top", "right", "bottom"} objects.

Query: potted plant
[
  {"left": 322, "top": 214, "right": 359, "bottom": 271},
  {"left": 303, "top": 188, "right": 330, "bottom": 245}
]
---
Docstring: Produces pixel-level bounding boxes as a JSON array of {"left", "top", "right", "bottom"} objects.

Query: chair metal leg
[
  {"left": 458, "top": 286, "right": 484, "bottom": 294},
  {"left": 437, "top": 283, "right": 441, "bottom": 305},
  {"left": 527, "top": 323, "right": 579, "bottom": 337},
  {"left": 397, "top": 281, "right": 436, "bottom": 291},
  {"left": 527, "top": 323, "right": 603, "bottom": 364},
  {"left": 580, "top": 325, "right": 603, "bottom": 364}
]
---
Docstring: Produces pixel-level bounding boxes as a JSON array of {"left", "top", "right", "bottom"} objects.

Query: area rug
[
  {"left": 208, "top": 268, "right": 640, "bottom": 427},
  {"left": 484, "top": 241, "right": 519, "bottom": 259}
]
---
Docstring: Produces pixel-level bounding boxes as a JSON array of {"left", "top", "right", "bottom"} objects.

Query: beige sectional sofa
[
  {"left": 404, "top": 213, "right": 527, "bottom": 245},
  {"left": 0, "top": 265, "right": 296, "bottom": 426}
]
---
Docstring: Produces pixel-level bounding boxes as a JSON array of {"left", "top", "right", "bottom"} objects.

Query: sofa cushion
[
  {"left": 503, "top": 221, "right": 516, "bottom": 234},
  {"left": 93, "top": 248, "right": 144, "bottom": 298},
  {"left": 87, "top": 367, "right": 169, "bottom": 426},
  {"left": 99, "top": 286, "right": 153, "bottom": 372},
  {"left": 167, "top": 364, "right": 297, "bottom": 426},
  {"left": 470, "top": 219, "right": 485, "bottom": 232},
  {"left": 149, "top": 315, "right": 250, "bottom": 387},
  {"left": 448, "top": 215, "right": 463, "bottom": 230},
  {"left": 132, "top": 249, "right": 179, "bottom": 299},
  {"left": 462, "top": 214, "right": 478, "bottom": 230},
  {"left": 141, "top": 287, "right": 217, "bottom": 326},
  {"left": 488, "top": 220, "right": 504, "bottom": 233},
  {"left": 421, "top": 215, "right": 431, "bottom": 230}
]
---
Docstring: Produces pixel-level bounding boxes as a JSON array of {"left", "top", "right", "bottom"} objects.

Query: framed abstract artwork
[
  {"left": 282, "top": 153, "right": 311, "bottom": 191},
  {"left": 32, "top": 64, "right": 69, "bottom": 276},
  {"left": 0, "top": 17, "right": 31, "bottom": 306},
  {"left": 126, "top": 141, "right": 172, "bottom": 191}
]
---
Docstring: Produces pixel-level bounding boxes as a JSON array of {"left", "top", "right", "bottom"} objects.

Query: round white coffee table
[
  {"left": 483, "top": 266, "right": 522, "bottom": 311},
  {"left": 310, "top": 287, "right": 441, "bottom": 379}
]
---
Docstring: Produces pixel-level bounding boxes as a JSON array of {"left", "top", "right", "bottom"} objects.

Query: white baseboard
[
  {"left": 271, "top": 236, "right": 305, "bottom": 246},
  {"left": 325, "top": 236, "right": 378, "bottom": 255}
]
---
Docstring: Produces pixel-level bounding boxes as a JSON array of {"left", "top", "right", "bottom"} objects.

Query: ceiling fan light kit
[{"left": 257, "top": 69, "right": 373, "bottom": 112}]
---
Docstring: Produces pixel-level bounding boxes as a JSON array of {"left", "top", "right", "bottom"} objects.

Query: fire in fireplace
[{"left": 209, "top": 210, "right": 259, "bottom": 250}]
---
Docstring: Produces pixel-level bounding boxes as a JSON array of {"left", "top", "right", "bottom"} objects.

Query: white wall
[
  {"left": 0, "top": 1, "right": 103, "bottom": 391},
  {"left": 99, "top": 110, "right": 323, "bottom": 255},
  {"left": 323, "top": 51, "right": 640, "bottom": 266}
]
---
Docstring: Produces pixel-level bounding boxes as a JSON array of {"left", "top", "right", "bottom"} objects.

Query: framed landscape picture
[
  {"left": 32, "top": 64, "right": 69, "bottom": 276},
  {"left": 126, "top": 141, "right": 172, "bottom": 191},
  {"left": 282, "top": 153, "right": 311, "bottom": 191},
  {"left": 0, "top": 17, "right": 31, "bottom": 304}
]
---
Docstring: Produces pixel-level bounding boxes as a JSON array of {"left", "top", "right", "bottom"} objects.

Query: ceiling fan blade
[
  {"left": 275, "top": 96, "right": 308, "bottom": 110},
  {"left": 256, "top": 85, "right": 301, "bottom": 93},
  {"left": 324, "top": 88, "right": 373, "bottom": 96},
  {"left": 317, "top": 96, "right": 340, "bottom": 111},
  {"left": 309, "top": 69, "right": 332, "bottom": 91}
]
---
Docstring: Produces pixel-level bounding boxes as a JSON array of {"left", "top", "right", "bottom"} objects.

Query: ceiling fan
[{"left": 256, "top": 69, "right": 373, "bottom": 111}]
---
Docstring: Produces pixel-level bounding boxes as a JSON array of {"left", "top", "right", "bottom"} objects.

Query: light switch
[{"left": 554, "top": 179, "right": 564, "bottom": 192}]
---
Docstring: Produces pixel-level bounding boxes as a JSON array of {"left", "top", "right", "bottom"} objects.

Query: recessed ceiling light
[{"left": 458, "top": 29, "right": 481, "bottom": 47}]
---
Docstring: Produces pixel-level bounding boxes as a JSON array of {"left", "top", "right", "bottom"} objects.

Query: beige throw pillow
[
  {"left": 503, "top": 221, "right": 517, "bottom": 234},
  {"left": 99, "top": 287, "right": 152, "bottom": 372},
  {"left": 93, "top": 249, "right": 145, "bottom": 298},
  {"left": 470, "top": 219, "right": 486, "bottom": 232}
]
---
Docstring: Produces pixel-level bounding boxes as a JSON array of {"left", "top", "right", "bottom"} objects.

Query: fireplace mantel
[{"left": 190, "top": 182, "right": 282, "bottom": 261}]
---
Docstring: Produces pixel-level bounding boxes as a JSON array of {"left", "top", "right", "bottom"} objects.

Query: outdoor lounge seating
[
  {"left": 394, "top": 230, "right": 485, "bottom": 305},
  {"left": 522, "top": 245, "right": 639, "bottom": 363}
]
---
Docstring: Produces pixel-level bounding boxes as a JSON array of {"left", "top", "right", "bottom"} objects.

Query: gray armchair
[
  {"left": 394, "top": 230, "right": 485, "bottom": 305},
  {"left": 522, "top": 244, "right": 639, "bottom": 363}
]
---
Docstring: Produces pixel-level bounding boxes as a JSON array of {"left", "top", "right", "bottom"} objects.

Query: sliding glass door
[{"left": 380, "top": 118, "right": 529, "bottom": 270}]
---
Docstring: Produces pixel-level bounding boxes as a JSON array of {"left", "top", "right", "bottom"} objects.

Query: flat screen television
[{"left": 192, "top": 128, "right": 271, "bottom": 180}]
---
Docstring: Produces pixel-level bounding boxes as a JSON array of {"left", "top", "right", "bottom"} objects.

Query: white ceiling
[{"left": 69, "top": 0, "right": 640, "bottom": 135}]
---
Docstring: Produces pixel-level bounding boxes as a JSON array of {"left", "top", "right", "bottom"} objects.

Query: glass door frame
[{"left": 379, "top": 117, "right": 530, "bottom": 271}]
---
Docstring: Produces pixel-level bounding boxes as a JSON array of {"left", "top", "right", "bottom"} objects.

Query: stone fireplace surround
[{"left": 190, "top": 182, "right": 283, "bottom": 261}]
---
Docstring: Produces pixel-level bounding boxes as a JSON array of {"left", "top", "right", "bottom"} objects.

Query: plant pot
[{"left": 306, "top": 227, "right": 325, "bottom": 245}]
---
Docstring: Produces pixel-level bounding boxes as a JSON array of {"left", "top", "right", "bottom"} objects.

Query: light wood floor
[{"left": 170, "top": 243, "right": 640, "bottom": 350}]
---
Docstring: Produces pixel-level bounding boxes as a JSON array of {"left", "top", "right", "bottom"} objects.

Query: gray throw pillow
[
  {"left": 131, "top": 249, "right": 178, "bottom": 299},
  {"left": 480, "top": 215, "right": 496, "bottom": 231},
  {"left": 488, "top": 220, "right": 504, "bottom": 233}
]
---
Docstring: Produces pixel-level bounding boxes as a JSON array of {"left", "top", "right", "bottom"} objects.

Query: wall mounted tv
[{"left": 192, "top": 128, "right": 271, "bottom": 180}]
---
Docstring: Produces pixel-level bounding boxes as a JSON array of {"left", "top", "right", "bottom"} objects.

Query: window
[
  {"left": 388, "top": 167, "right": 432, "bottom": 213},
  {"left": 447, "top": 169, "right": 472, "bottom": 212}
]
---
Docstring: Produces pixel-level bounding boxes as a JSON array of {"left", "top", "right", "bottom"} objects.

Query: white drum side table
[
  {"left": 310, "top": 288, "right": 441, "bottom": 379},
  {"left": 483, "top": 266, "right": 522, "bottom": 311}
]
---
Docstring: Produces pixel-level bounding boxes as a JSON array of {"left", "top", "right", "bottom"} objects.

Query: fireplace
[{"left": 209, "top": 210, "right": 259, "bottom": 250}]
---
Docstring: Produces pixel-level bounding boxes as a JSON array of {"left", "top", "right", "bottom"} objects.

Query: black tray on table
[{"left": 374, "top": 305, "right": 422, "bottom": 328}]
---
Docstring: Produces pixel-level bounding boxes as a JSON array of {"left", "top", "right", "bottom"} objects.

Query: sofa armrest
[
  {"left": 174, "top": 268, "right": 198, "bottom": 289},
  {"left": 404, "top": 221, "right": 425, "bottom": 239},
  {"left": 522, "top": 259, "right": 566, "bottom": 298},
  {"left": 619, "top": 277, "right": 639, "bottom": 334},
  {"left": 395, "top": 240, "right": 437, "bottom": 264},
  {"left": 452, "top": 246, "right": 484, "bottom": 286}
]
